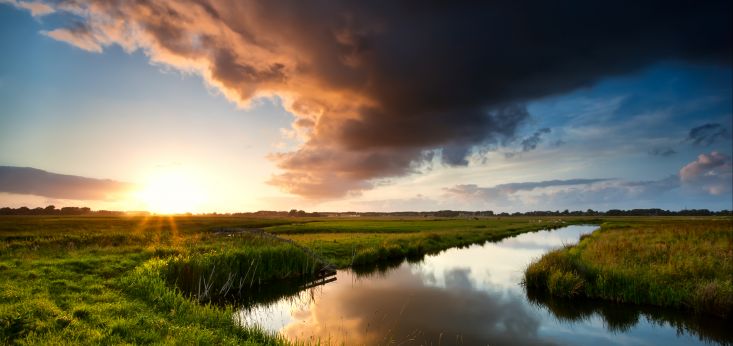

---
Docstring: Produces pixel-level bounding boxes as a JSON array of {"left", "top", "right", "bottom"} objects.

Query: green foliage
[
  {"left": 524, "top": 219, "right": 733, "bottom": 317},
  {"left": 162, "top": 245, "right": 319, "bottom": 301}
]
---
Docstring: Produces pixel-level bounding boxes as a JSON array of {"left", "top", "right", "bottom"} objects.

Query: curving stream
[{"left": 235, "top": 225, "right": 732, "bottom": 345}]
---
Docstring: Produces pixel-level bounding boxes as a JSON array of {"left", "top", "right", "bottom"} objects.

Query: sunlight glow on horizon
[{"left": 135, "top": 166, "right": 208, "bottom": 214}]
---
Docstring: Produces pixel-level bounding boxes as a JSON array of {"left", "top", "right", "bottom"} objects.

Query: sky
[{"left": 0, "top": 1, "right": 731, "bottom": 213}]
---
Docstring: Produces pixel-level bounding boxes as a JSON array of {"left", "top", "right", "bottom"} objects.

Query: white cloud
[
  {"left": 0, "top": 0, "right": 54, "bottom": 16},
  {"left": 42, "top": 28, "right": 103, "bottom": 53},
  {"left": 679, "top": 151, "right": 732, "bottom": 195}
]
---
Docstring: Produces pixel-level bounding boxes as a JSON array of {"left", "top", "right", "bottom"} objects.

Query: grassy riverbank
[
  {"left": 524, "top": 218, "right": 733, "bottom": 318},
  {"left": 269, "top": 218, "right": 587, "bottom": 267},
  {"left": 0, "top": 215, "right": 580, "bottom": 344}
]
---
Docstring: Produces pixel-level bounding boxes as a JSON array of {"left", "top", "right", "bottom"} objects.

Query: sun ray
[
  {"left": 133, "top": 215, "right": 151, "bottom": 237},
  {"left": 137, "top": 167, "right": 207, "bottom": 214},
  {"left": 153, "top": 216, "right": 163, "bottom": 246},
  {"left": 166, "top": 215, "right": 181, "bottom": 246}
]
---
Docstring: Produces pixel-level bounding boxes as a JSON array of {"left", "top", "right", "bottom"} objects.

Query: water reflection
[
  {"left": 236, "top": 225, "right": 732, "bottom": 345},
  {"left": 527, "top": 290, "right": 733, "bottom": 345},
  {"left": 274, "top": 266, "right": 555, "bottom": 345}
]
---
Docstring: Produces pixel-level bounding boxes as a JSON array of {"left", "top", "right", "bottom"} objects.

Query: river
[{"left": 235, "top": 225, "right": 732, "bottom": 345}]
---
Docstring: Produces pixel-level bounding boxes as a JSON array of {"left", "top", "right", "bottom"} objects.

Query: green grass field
[
  {"left": 2, "top": 215, "right": 729, "bottom": 344},
  {"left": 524, "top": 218, "right": 733, "bottom": 318},
  {"left": 0, "top": 216, "right": 301, "bottom": 345},
  {"left": 0, "top": 215, "right": 584, "bottom": 344}
]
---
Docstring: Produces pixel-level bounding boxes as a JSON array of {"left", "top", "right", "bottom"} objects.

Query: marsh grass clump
[
  {"left": 162, "top": 244, "right": 321, "bottom": 301},
  {"left": 524, "top": 219, "right": 733, "bottom": 318},
  {"left": 693, "top": 281, "right": 733, "bottom": 317},
  {"left": 351, "top": 243, "right": 408, "bottom": 267},
  {"left": 524, "top": 247, "right": 591, "bottom": 298},
  {"left": 0, "top": 311, "right": 33, "bottom": 343}
]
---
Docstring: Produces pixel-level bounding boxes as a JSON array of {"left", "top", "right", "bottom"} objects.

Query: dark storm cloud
[
  {"left": 687, "top": 123, "right": 730, "bottom": 146},
  {"left": 0, "top": 166, "right": 132, "bottom": 200},
  {"left": 521, "top": 128, "right": 551, "bottom": 152},
  {"left": 36, "top": 0, "right": 733, "bottom": 197},
  {"left": 502, "top": 125, "right": 549, "bottom": 159},
  {"left": 649, "top": 148, "right": 677, "bottom": 157}
]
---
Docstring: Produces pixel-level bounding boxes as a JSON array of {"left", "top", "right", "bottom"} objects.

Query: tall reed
[{"left": 161, "top": 244, "right": 321, "bottom": 301}]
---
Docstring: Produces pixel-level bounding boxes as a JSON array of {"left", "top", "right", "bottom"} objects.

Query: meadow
[
  {"left": 524, "top": 218, "right": 733, "bottom": 318},
  {"left": 0, "top": 215, "right": 585, "bottom": 344},
  {"left": 2, "top": 215, "right": 730, "bottom": 344}
]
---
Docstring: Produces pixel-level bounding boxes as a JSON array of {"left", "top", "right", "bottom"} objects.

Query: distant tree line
[
  {"left": 0, "top": 205, "right": 124, "bottom": 216},
  {"left": 223, "top": 208, "right": 733, "bottom": 217},
  {"left": 232, "top": 210, "right": 324, "bottom": 217},
  {"left": 321, "top": 208, "right": 732, "bottom": 217},
  {"left": 0, "top": 206, "right": 730, "bottom": 217}
]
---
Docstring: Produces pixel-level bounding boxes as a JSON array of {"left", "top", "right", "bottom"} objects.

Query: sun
[{"left": 137, "top": 168, "right": 207, "bottom": 214}]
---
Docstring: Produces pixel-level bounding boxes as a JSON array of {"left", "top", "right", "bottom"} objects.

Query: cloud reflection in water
[{"left": 281, "top": 266, "right": 552, "bottom": 345}]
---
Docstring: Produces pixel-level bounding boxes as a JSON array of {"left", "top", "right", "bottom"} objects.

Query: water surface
[{"left": 236, "top": 225, "right": 732, "bottom": 345}]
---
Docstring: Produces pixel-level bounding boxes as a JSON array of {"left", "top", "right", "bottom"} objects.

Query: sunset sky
[{"left": 1, "top": 1, "right": 731, "bottom": 213}]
